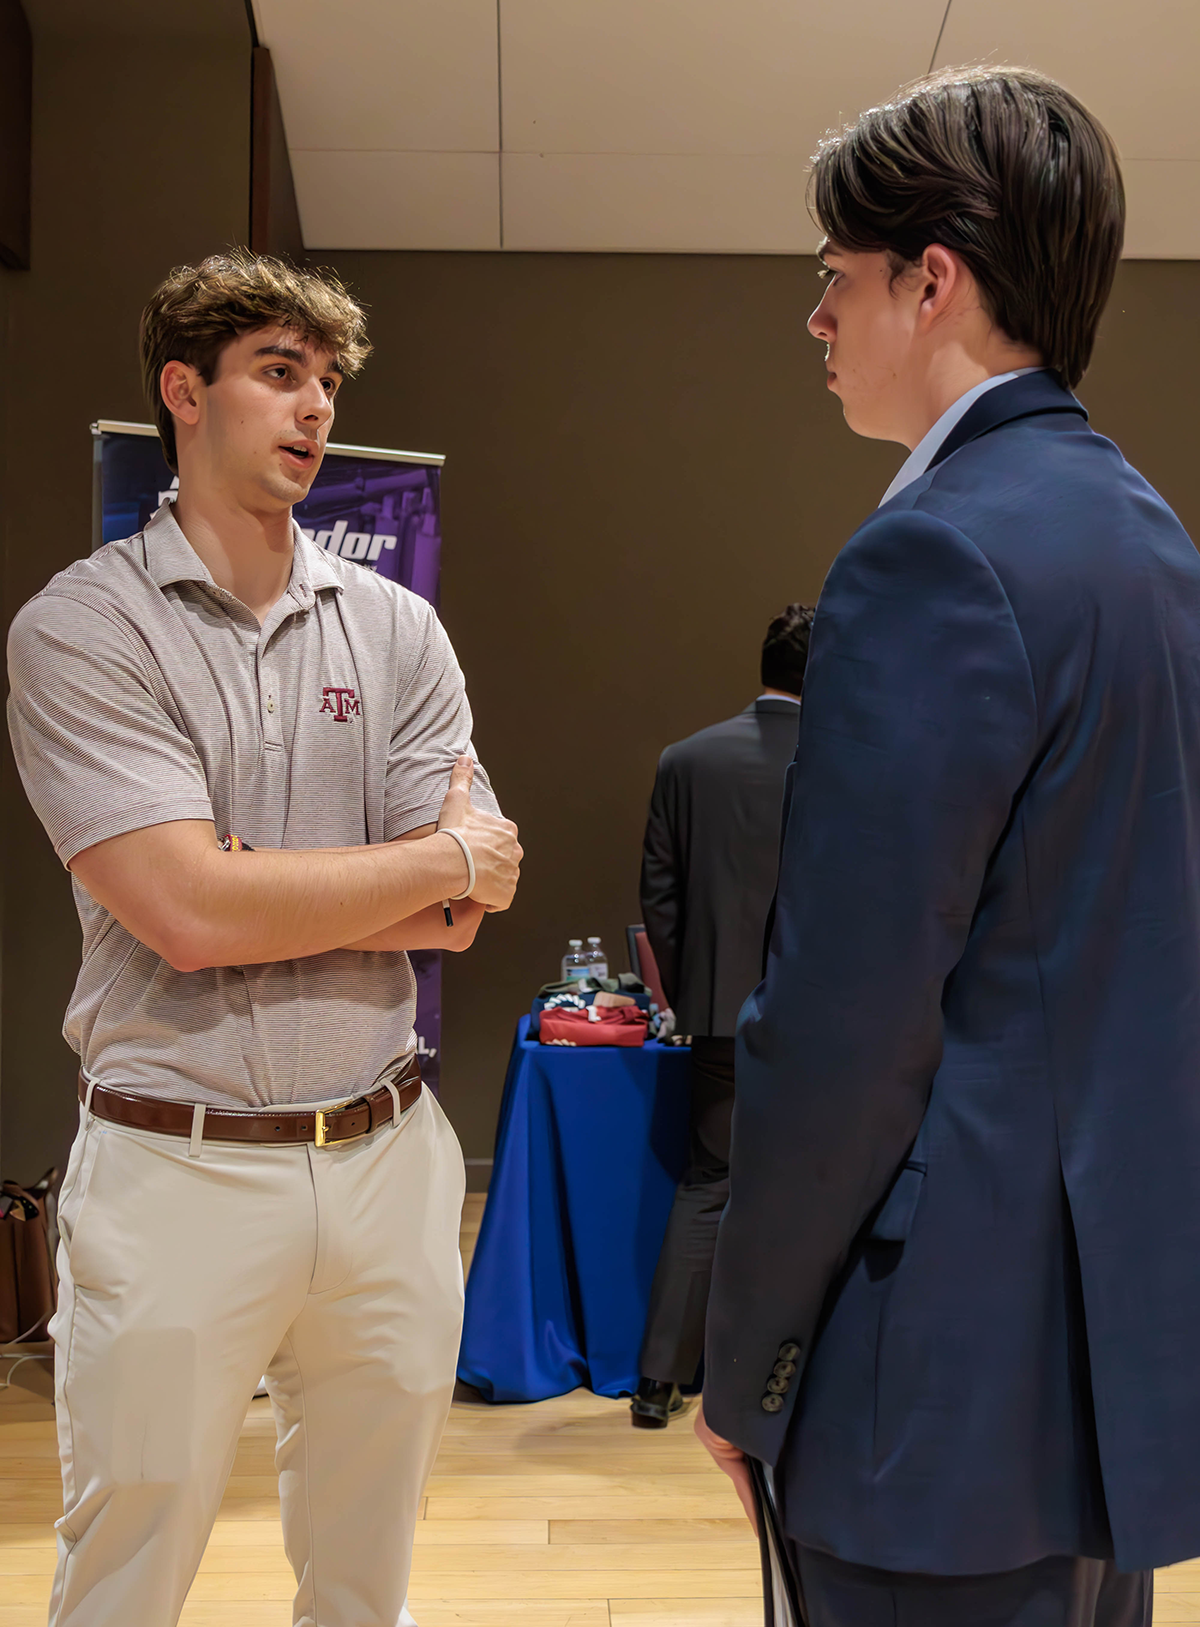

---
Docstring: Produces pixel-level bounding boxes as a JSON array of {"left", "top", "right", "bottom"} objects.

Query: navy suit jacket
[{"left": 705, "top": 373, "right": 1200, "bottom": 1574}]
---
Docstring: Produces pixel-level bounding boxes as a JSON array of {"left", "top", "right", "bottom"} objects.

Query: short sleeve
[
  {"left": 7, "top": 592, "right": 215, "bottom": 865},
  {"left": 383, "top": 603, "right": 501, "bottom": 839}
]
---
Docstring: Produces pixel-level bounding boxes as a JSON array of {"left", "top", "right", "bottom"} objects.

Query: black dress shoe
[{"left": 630, "top": 1378, "right": 685, "bottom": 1429}]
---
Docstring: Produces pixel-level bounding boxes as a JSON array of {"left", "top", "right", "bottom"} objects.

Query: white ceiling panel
[
  {"left": 1122, "top": 161, "right": 1200, "bottom": 258},
  {"left": 503, "top": 153, "right": 812, "bottom": 253},
  {"left": 934, "top": 0, "right": 1200, "bottom": 160},
  {"left": 294, "top": 152, "right": 501, "bottom": 250},
  {"left": 500, "top": 0, "right": 947, "bottom": 156},
  {"left": 254, "top": 0, "right": 499, "bottom": 152},
  {"left": 257, "top": 0, "right": 1200, "bottom": 256}
]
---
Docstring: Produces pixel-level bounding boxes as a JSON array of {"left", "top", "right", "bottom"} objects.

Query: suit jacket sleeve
[
  {"left": 640, "top": 752, "right": 681, "bottom": 1010},
  {"left": 704, "top": 508, "right": 1038, "bottom": 1464}
]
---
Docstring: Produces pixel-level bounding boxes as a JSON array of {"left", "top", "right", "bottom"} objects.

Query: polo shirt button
[
  {"left": 761, "top": 1393, "right": 784, "bottom": 1413},
  {"left": 267, "top": 699, "right": 275, "bottom": 713}
]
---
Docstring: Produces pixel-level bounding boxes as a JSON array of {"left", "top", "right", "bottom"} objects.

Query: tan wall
[
  {"left": 1, "top": 4, "right": 250, "bottom": 1178},
  {"left": 324, "top": 251, "right": 896, "bottom": 1165},
  {"left": 322, "top": 251, "right": 1200, "bottom": 1161},
  {"left": 2, "top": 43, "right": 1197, "bottom": 1177}
]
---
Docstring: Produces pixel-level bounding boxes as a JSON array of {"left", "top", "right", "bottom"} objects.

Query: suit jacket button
[
  {"left": 767, "top": 1375, "right": 789, "bottom": 1395},
  {"left": 778, "top": 1341, "right": 801, "bottom": 1362},
  {"left": 773, "top": 1360, "right": 797, "bottom": 1379},
  {"left": 761, "top": 1393, "right": 784, "bottom": 1413}
]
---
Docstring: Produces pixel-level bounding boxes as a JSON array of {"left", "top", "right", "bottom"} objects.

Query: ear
[
  {"left": 160, "top": 359, "right": 203, "bottom": 429},
  {"left": 915, "top": 244, "right": 966, "bottom": 324}
]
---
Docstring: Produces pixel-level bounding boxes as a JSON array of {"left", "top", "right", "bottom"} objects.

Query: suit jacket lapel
[{"left": 927, "top": 372, "right": 1089, "bottom": 474}]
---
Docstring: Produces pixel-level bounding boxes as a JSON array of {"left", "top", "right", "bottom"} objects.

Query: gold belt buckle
[{"left": 313, "top": 1101, "right": 354, "bottom": 1148}]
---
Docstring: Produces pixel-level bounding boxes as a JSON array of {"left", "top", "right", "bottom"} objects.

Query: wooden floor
[{"left": 1, "top": 1194, "right": 1198, "bottom": 1624}]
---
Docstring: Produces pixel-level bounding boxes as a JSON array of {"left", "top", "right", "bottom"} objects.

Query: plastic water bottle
[
  {"left": 585, "top": 936, "right": 609, "bottom": 979},
  {"left": 561, "top": 939, "right": 588, "bottom": 982}
]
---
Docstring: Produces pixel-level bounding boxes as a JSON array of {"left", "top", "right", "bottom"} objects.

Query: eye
[{"left": 817, "top": 266, "right": 840, "bottom": 285}]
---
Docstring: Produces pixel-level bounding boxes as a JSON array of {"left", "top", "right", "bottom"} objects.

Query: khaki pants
[{"left": 48, "top": 1086, "right": 466, "bottom": 1627}]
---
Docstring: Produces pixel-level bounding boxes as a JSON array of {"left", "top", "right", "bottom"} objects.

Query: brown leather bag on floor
[{"left": 0, "top": 1169, "right": 59, "bottom": 1343}]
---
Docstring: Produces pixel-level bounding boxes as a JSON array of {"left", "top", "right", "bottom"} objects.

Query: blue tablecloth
[{"left": 457, "top": 1016, "right": 692, "bottom": 1402}]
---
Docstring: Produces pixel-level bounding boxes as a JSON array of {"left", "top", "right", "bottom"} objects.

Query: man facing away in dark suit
[
  {"left": 631, "top": 606, "right": 814, "bottom": 1428},
  {"left": 697, "top": 65, "right": 1200, "bottom": 1627}
]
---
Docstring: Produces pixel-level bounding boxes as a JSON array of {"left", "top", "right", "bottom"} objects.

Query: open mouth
[{"left": 280, "top": 443, "right": 316, "bottom": 471}]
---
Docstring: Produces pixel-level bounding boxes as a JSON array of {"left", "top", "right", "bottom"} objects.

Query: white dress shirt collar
[{"left": 878, "top": 368, "right": 1046, "bottom": 508}]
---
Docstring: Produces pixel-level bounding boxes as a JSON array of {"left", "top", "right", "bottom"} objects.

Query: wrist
[{"left": 433, "top": 828, "right": 474, "bottom": 899}]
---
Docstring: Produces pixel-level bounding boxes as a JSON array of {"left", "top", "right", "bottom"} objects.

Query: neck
[
  {"left": 760, "top": 687, "right": 801, "bottom": 702},
  {"left": 896, "top": 339, "right": 1043, "bottom": 452},
  {"left": 171, "top": 478, "right": 295, "bottom": 623}
]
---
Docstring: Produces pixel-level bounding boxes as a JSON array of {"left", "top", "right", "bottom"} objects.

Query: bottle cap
[
  {"left": 569, "top": 939, "right": 582, "bottom": 947},
  {"left": 587, "top": 936, "right": 601, "bottom": 944}
]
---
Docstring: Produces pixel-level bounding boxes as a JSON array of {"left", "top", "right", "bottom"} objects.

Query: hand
[
  {"left": 436, "top": 756, "right": 523, "bottom": 912},
  {"left": 695, "top": 1397, "right": 758, "bottom": 1535}
]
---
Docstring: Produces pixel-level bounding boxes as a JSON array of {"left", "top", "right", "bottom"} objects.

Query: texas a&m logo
[{"left": 319, "top": 686, "right": 361, "bottom": 723}]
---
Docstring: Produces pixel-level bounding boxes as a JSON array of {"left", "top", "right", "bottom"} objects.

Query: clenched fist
[{"left": 436, "top": 756, "right": 522, "bottom": 912}]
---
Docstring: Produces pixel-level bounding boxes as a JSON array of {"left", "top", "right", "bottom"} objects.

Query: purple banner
[
  {"left": 293, "top": 457, "right": 441, "bottom": 605},
  {"left": 94, "top": 425, "right": 445, "bottom": 1094}
]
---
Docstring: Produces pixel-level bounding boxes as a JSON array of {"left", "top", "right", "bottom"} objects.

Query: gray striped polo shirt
[{"left": 7, "top": 503, "right": 499, "bottom": 1109}]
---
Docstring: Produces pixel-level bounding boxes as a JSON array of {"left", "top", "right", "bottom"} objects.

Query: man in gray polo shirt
[{"left": 7, "top": 250, "right": 521, "bottom": 1627}]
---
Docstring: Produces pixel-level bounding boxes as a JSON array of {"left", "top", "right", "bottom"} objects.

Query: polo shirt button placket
[{"left": 258, "top": 651, "right": 284, "bottom": 754}]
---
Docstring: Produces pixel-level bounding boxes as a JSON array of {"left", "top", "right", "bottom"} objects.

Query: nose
[
  {"left": 300, "top": 376, "right": 334, "bottom": 429},
  {"left": 808, "top": 292, "right": 834, "bottom": 344}
]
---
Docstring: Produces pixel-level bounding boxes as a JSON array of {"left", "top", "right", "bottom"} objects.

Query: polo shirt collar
[
  {"left": 142, "top": 502, "right": 213, "bottom": 588},
  {"left": 142, "top": 501, "right": 345, "bottom": 606},
  {"left": 293, "top": 528, "right": 344, "bottom": 598}
]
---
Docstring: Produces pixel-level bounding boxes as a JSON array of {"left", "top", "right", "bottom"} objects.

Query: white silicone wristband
[{"left": 440, "top": 827, "right": 476, "bottom": 901}]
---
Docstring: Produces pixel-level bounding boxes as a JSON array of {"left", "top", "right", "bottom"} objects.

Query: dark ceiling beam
[{"left": 250, "top": 44, "right": 305, "bottom": 262}]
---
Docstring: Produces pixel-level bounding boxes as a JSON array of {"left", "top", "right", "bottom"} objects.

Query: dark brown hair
[
  {"left": 140, "top": 249, "right": 372, "bottom": 470},
  {"left": 762, "top": 603, "right": 816, "bottom": 695},
  {"left": 809, "top": 66, "right": 1125, "bottom": 389}
]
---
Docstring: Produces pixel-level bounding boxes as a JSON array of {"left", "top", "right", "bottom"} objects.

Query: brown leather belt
[{"left": 78, "top": 1054, "right": 422, "bottom": 1147}]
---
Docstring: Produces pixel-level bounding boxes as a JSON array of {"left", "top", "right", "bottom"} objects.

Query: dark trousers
[
  {"left": 792, "top": 1546, "right": 1151, "bottom": 1627},
  {"left": 639, "top": 1035, "right": 735, "bottom": 1385}
]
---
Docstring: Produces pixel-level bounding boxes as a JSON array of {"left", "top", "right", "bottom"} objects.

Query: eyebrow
[
  {"left": 253, "top": 344, "right": 343, "bottom": 377},
  {"left": 816, "top": 239, "right": 843, "bottom": 265}
]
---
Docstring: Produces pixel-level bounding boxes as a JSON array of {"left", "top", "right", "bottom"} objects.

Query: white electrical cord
[{"left": 0, "top": 1352, "right": 52, "bottom": 1392}]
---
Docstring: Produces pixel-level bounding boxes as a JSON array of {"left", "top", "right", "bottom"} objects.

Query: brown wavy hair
[
  {"left": 140, "top": 249, "right": 372, "bottom": 470},
  {"left": 809, "top": 67, "right": 1125, "bottom": 390}
]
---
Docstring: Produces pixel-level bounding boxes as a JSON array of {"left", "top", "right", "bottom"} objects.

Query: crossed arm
[
  {"left": 70, "top": 757, "right": 520, "bottom": 972},
  {"left": 337, "top": 824, "right": 486, "bottom": 953}
]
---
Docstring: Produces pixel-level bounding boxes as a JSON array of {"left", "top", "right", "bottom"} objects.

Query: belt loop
[
  {"left": 83, "top": 1077, "right": 97, "bottom": 1115},
  {"left": 188, "top": 1102, "right": 206, "bottom": 1159},
  {"left": 383, "top": 1079, "right": 402, "bottom": 1126}
]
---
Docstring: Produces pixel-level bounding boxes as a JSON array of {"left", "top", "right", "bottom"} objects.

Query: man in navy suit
[{"left": 698, "top": 65, "right": 1198, "bottom": 1626}]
